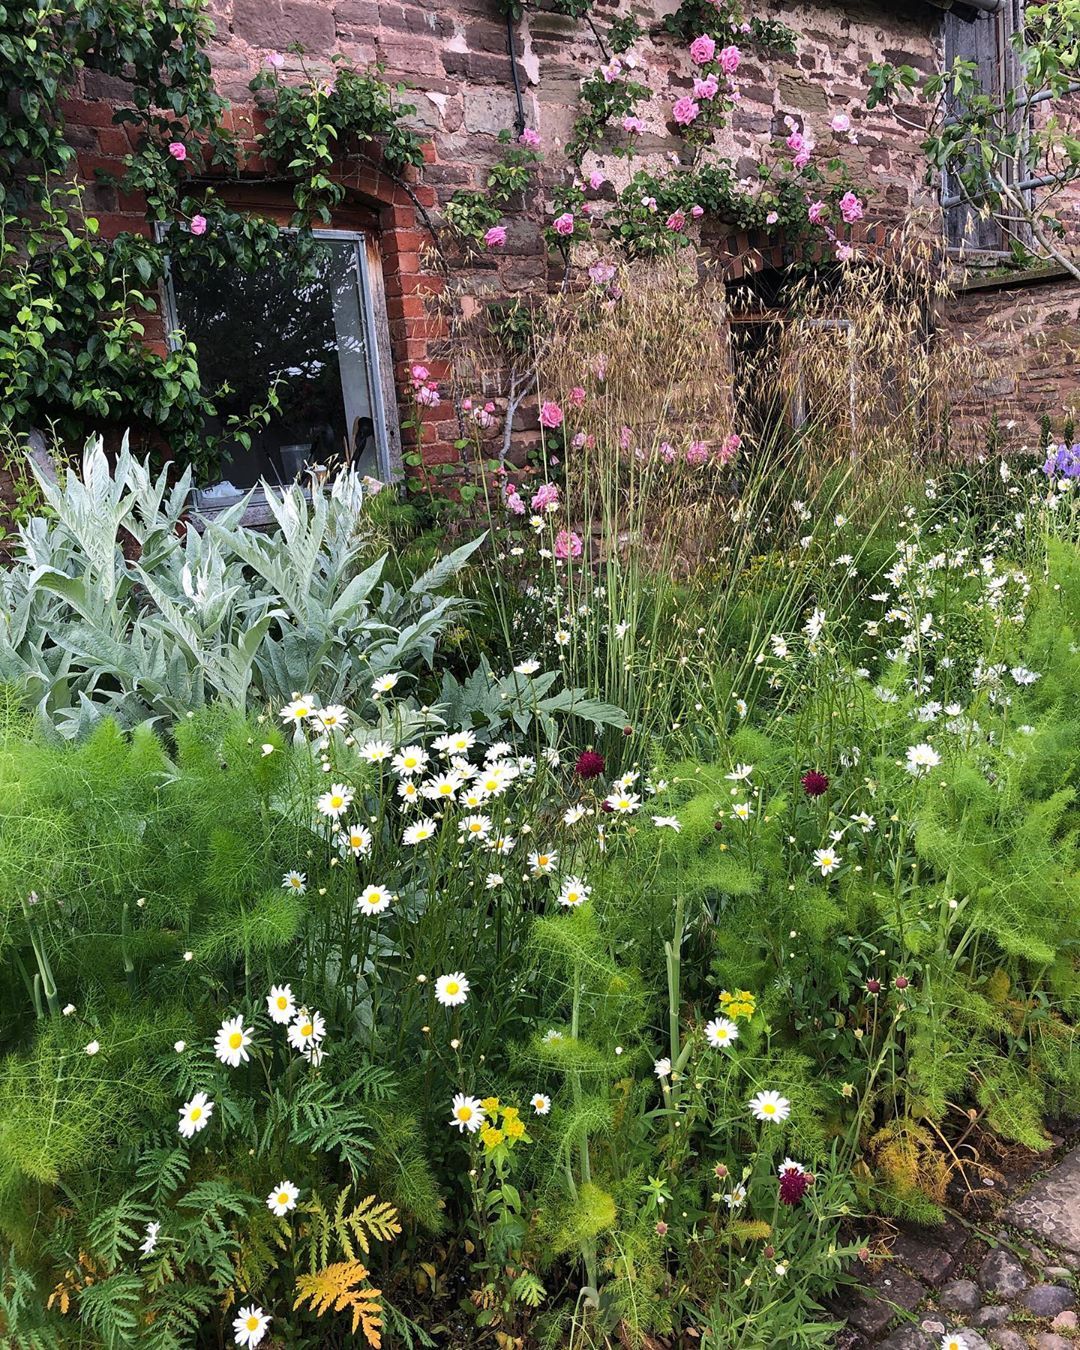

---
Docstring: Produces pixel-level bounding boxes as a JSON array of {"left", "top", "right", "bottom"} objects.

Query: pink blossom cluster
[
  {"left": 503, "top": 480, "right": 526, "bottom": 515},
  {"left": 552, "top": 212, "right": 575, "bottom": 237},
  {"left": 462, "top": 397, "right": 497, "bottom": 429},
  {"left": 484, "top": 225, "right": 507, "bottom": 249},
  {"left": 410, "top": 364, "right": 440, "bottom": 408},
  {"left": 554, "top": 529, "right": 583, "bottom": 560},
  {"left": 531, "top": 482, "right": 560, "bottom": 513}
]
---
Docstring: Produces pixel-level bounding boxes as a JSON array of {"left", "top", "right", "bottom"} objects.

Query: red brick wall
[{"left": 55, "top": 0, "right": 1079, "bottom": 468}]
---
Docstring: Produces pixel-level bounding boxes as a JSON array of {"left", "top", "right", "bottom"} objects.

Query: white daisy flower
[
  {"left": 748, "top": 1090, "right": 791, "bottom": 1123},
  {"left": 725, "top": 763, "right": 754, "bottom": 781},
  {"left": 282, "top": 870, "right": 307, "bottom": 893},
  {"left": 485, "top": 872, "right": 505, "bottom": 889},
  {"left": 392, "top": 745, "right": 428, "bottom": 776},
  {"left": 557, "top": 875, "right": 591, "bottom": 907},
  {"left": 233, "top": 1305, "right": 271, "bottom": 1347},
  {"left": 513, "top": 659, "right": 540, "bottom": 675},
  {"left": 360, "top": 740, "right": 393, "bottom": 763},
  {"left": 1010, "top": 666, "right": 1040, "bottom": 685},
  {"left": 178, "top": 1091, "right": 214, "bottom": 1138},
  {"left": 397, "top": 779, "right": 421, "bottom": 806},
  {"left": 653, "top": 1057, "right": 671, "bottom": 1078},
  {"left": 214, "top": 1015, "right": 254, "bottom": 1068},
  {"left": 139, "top": 1221, "right": 160, "bottom": 1256},
  {"left": 313, "top": 704, "right": 348, "bottom": 731},
  {"left": 421, "top": 772, "right": 460, "bottom": 801},
  {"left": 705, "top": 1017, "right": 739, "bottom": 1049},
  {"left": 487, "top": 834, "right": 516, "bottom": 856},
  {"left": 554, "top": 628, "right": 571, "bottom": 646},
  {"left": 940, "top": 1336, "right": 967, "bottom": 1350},
  {"left": 731, "top": 801, "right": 752, "bottom": 822},
  {"left": 85, "top": 1040, "right": 100, "bottom": 1056},
  {"left": 403, "top": 820, "right": 438, "bottom": 846},
  {"left": 357, "top": 884, "right": 393, "bottom": 916},
  {"left": 905, "top": 742, "right": 941, "bottom": 775},
  {"left": 531, "top": 1092, "right": 551, "bottom": 1115},
  {"left": 458, "top": 814, "right": 492, "bottom": 841},
  {"left": 287, "top": 1009, "right": 325, "bottom": 1052},
  {"left": 279, "top": 695, "right": 316, "bottom": 725},
  {"left": 266, "top": 984, "right": 295, "bottom": 1024},
  {"left": 528, "top": 849, "right": 558, "bottom": 875},
  {"left": 851, "top": 812, "right": 876, "bottom": 832},
  {"left": 724, "top": 1184, "right": 747, "bottom": 1209},
  {"left": 435, "top": 973, "right": 470, "bottom": 1007},
  {"left": 563, "top": 804, "right": 589, "bottom": 825},
  {"left": 266, "top": 1180, "right": 299, "bottom": 1216},
  {"left": 604, "top": 791, "right": 640, "bottom": 813},
  {"left": 317, "top": 783, "right": 354, "bottom": 819},
  {"left": 444, "top": 729, "right": 476, "bottom": 755},
  {"left": 371, "top": 672, "right": 400, "bottom": 696},
  {"left": 652, "top": 815, "right": 681, "bottom": 831},
  {"left": 813, "top": 847, "right": 841, "bottom": 875},
  {"left": 338, "top": 823, "right": 373, "bottom": 856},
  {"left": 449, "top": 1094, "right": 485, "bottom": 1132}
]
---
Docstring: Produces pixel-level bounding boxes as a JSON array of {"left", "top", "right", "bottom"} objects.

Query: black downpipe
[{"left": 506, "top": 12, "right": 527, "bottom": 137}]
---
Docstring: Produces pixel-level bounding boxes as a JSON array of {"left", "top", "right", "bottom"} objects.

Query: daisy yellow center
[
  {"left": 246, "top": 1315, "right": 260, "bottom": 1330},
  {"left": 404, "top": 784, "right": 416, "bottom": 795},
  {"left": 296, "top": 706, "right": 309, "bottom": 718},
  {"left": 438, "top": 784, "right": 452, "bottom": 795},
  {"left": 538, "top": 855, "right": 550, "bottom": 867},
  {"left": 190, "top": 1106, "right": 202, "bottom": 1121},
  {"left": 331, "top": 795, "right": 344, "bottom": 808},
  {"left": 301, "top": 1023, "right": 313, "bottom": 1037},
  {"left": 404, "top": 756, "right": 417, "bottom": 767},
  {"left": 276, "top": 996, "right": 288, "bottom": 1009},
  {"left": 228, "top": 1031, "right": 243, "bottom": 1049},
  {"left": 469, "top": 823, "right": 483, "bottom": 833},
  {"left": 763, "top": 1103, "right": 776, "bottom": 1115},
  {"left": 456, "top": 1106, "right": 472, "bottom": 1121},
  {"left": 290, "top": 878, "right": 301, "bottom": 888},
  {"left": 445, "top": 981, "right": 460, "bottom": 995},
  {"left": 278, "top": 1192, "right": 289, "bottom": 1204}
]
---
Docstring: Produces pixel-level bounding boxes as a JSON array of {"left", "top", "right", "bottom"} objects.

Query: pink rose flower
[
  {"left": 569, "top": 386, "right": 586, "bottom": 406},
  {"left": 672, "top": 96, "right": 700, "bottom": 127},
  {"left": 589, "top": 260, "right": 615, "bottom": 285},
  {"left": 808, "top": 200, "right": 827, "bottom": 225},
  {"left": 416, "top": 383, "right": 440, "bottom": 407},
  {"left": 839, "top": 191, "right": 864, "bottom": 223},
  {"left": 554, "top": 530, "right": 583, "bottom": 560},
  {"left": 540, "top": 401, "right": 564, "bottom": 429},
  {"left": 719, "top": 45, "right": 741, "bottom": 74},
  {"left": 601, "top": 57, "right": 622, "bottom": 83},
  {"left": 572, "top": 431, "right": 586, "bottom": 448},
  {"left": 686, "top": 440, "right": 709, "bottom": 466},
  {"left": 830, "top": 113, "right": 851, "bottom": 133},
  {"left": 168, "top": 142, "right": 187, "bottom": 162},
  {"left": 793, "top": 148, "right": 811, "bottom": 170},
  {"left": 266, "top": 52, "right": 285, "bottom": 69},
  {"left": 693, "top": 74, "right": 719, "bottom": 100},
  {"left": 552, "top": 212, "right": 575, "bottom": 237},
  {"left": 690, "top": 204, "right": 704, "bottom": 218},
  {"left": 484, "top": 225, "right": 507, "bottom": 248},
  {"left": 666, "top": 210, "right": 686, "bottom": 232},
  {"left": 506, "top": 491, "right": 526, "bottom": 515},
  {"left": 836, "top": 243, "right": 854, "bottom": 262},
  {"left": 531, "top": 482, "right": 560, "bottom": 512},
  {"left": 189, "top": 214, "right": 207, "bottom": 236},
  {"left": 519, "top": 128, "right": 541, "bottom": 148},
  {"left": 766, "top": 210, "right": 779, "bottom": 225},
  {"left": 786, "top": 130, "right": 805, "bottom": 154},
  {"left": 411, "top": 364, "right": 430, "bottom": 383},
  {"left": 622, "top": 115, "right": 644, "bottom": 135},
  {"left": 588, "top": 170, "right": 606, "bottom": 191},
  {"left": 718, "top": 432, "right": 742, "bottom": 465},
  {"left": 689, "top": 34, "right": 716, "bottom": 65},
  {"left": 659, "top": 441, "right": 676, "bottom": 463}
]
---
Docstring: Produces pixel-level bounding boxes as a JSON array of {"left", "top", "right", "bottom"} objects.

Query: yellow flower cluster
[
  {"left": 478, "top": 1099, "right": 529, "bottom": 1152},
  {"left": 719, "top": 989, "right": 756, "bottom": 1022}
]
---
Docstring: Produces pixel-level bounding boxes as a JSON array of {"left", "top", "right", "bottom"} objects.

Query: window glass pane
[{"left": 170, "top": 236, "right": 382, "bottom": 495}]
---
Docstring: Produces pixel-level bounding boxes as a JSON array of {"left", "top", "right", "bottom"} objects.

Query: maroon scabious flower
[
  {"left": 894, "top": 974, "right": 910, "bottom": 991},
  {"left": 801, "top": 769, "right": 830, "bottom": 797},
  {"left": 865, "top": 978, "right": 882, "bottom": 995},
  {"left": 779, "top": 1167, "right": 811, "bottom": 1206},
  {"left": 575, "top": 750, "right": 605, "bottom": 779}
]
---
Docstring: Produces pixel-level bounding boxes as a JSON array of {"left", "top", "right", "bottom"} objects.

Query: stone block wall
[{"left": 53, "top": 0, "right": 1080, "bottom": 471}]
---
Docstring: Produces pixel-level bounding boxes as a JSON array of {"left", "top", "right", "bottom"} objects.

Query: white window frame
[{"left": 160, "top": 226, "right": 402, "bottom": 519}]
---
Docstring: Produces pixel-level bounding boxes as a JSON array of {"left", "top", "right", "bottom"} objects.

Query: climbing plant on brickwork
[{"left": 0, "top": 1, "right": 423, "bottom": 478}]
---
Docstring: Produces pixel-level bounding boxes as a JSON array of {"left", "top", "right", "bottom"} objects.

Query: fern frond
[{"left": 293, "top": 1260, "right": 383, "bottom": 1346}]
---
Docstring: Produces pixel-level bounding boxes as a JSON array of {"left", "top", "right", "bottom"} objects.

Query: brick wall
[{"left": 54, "top": 0, "right": 1079, "bottom": 471}]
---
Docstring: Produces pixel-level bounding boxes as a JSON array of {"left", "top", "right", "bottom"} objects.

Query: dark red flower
[
  {"left": 575, "top": 750, "right": 605, "bottom": 779},
  {"left": 622, "top": 724, "right": 633, "bottom": 737},
  {"left": 779, "top": 1169, "right": 810, "bottom": 1206},
  {"left": 801, "top": 769, "right": 830, "bottom": 797},
  {"left": 894, "top": 974, "right": 910, "bottom": 991},
  {"left": 655, "top": 1220, "right": 668, "bottom": 1236},
  {"left": 865, "top": 978, "right": 882, "bottom": 995}
]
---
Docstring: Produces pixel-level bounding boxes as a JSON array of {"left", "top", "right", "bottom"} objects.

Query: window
[
  {"left": 165, "top": 229, "right": 399, "bottom": 510},
  {"left": 942, "top": 3, "right": 1029, "bottom": 251}
]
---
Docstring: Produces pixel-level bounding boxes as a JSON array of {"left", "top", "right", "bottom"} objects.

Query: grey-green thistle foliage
[{"left": 0, "top": 438, "right": 483, "bottom": 737}]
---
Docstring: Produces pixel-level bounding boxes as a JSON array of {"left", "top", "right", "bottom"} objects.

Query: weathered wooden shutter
[{"left": 943, "top": 12, "right": 1007, "bottom": 250}]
